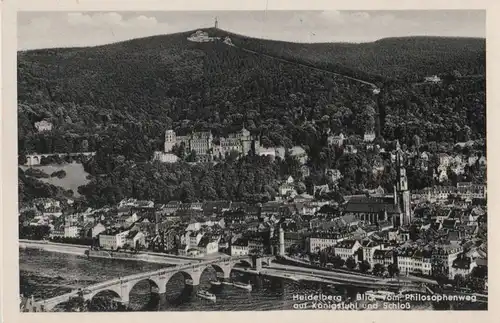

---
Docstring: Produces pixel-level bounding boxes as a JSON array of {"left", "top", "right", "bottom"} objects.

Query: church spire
[
  {"left": 394, "top": 139, "right": 411, "bottom": 227},
  {"left": 395, "top": 140, "right": 403, "bottom": 168}
]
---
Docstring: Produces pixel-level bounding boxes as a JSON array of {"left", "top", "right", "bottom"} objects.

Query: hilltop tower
[
  {"left": 394, "top": 140, "right": 411, "bottom": 226},
  {"left": 214, "top": 17, "right": 219, "bottom": 29}
]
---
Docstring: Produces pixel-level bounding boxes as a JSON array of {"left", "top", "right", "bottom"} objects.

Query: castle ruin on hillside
[{"left": 162, "top": 127, "right": 260, "bottom": 162}]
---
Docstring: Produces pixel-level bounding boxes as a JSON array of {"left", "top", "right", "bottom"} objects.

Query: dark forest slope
[
  {"left": 18, "top": 29, "right": 376, "bottom": 158},
  {"left": 18, "top": 28, "right": 485, "bottom": 160},
  {"left": 215, "top": 29, "right": 485, "bottom": 84},
  {"left": 17, "top": 28, "right": 486, "bottom": 206}
]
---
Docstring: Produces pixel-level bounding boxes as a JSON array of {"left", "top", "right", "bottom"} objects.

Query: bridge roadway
[
  {"left": 252, "top": 263, "right": 419, "bottom": 288},
  {"left": 31, "top": 255, "right": 261, "bottom": 312}
]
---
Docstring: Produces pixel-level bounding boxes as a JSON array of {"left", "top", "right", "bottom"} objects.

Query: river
[{"left": 19, "top": 249, "right": 486, "bottom": 311}]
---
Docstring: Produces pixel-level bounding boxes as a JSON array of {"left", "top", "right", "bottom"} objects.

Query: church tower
[{"left": 395, "top": 141, "right": 411, "bottom": 226}]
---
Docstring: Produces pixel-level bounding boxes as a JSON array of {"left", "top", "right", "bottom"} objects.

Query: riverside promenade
[{"left": 19, "top": 240, "right": 195, "bottom": 265}]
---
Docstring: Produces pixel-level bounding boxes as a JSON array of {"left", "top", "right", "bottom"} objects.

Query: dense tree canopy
[{"left": 17, "top": 29, "right": 486, "bottom": 203}]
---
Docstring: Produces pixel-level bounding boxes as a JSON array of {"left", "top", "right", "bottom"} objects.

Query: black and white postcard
[{"left": 1, "top": 1, "right": 496, "bottom": 323}]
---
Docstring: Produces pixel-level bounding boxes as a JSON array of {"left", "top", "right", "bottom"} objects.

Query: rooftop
[{"left": 343, "top": 196, "right": 401, "bottom": 214}]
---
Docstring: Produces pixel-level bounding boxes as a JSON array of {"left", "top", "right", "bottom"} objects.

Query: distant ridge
[{"left": 18, "top": 26, "right": 485, "bottom": 53}]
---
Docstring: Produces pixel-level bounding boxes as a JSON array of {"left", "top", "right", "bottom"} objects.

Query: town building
[
  {"left": 327, "top": 133, "right": 345, "bottom": 147},
  {"left": 248, "top": 235, "right": 266, "bottom": 254},
  {"left": 153, "top": 152, "right": 179, "bottom": 163},
  {"left": 116, "top": 212, "right": 139, "bottom": 228},
  {"left": 334, "top": 239, "right": 361, "bottom": 261},
  {"left": 187, "top": 30, "right": 220, "bottom": 43},
  {"left": 258, "top": 147, "right": 277, "bottom": 158},
  {"left": 431, "top": 243, "right": 463, "bottom": 279},
  {"left": 450, "top": 255, "right": 477, "bottom": 279},
  {"left": 343, "top": 196, "right": 401, "bottom": 225},
  {"left": 373, "top": 249, "right": 396, "bottom": 267},
  {"left": 98, "top": 228, "right": 130, "bottom": 250},
  {"left": 34, "top": 120, "right": 53, "bottom": 132},
  {"left": 360, "top": 240, "right": 383, "bottom": 266},
  {"left": 364, "top": 131, "right": 376, "bottom": 143},
  {"left": 231, "top": 238, "right": 249, "bottom": 256},
  {"left": 63, "top": 224, "right": 81, "bottom": 238},
  {"left": 283, "top": 232, "right": 306, "bottom": 252},
  {"left": 197, "top": 235, "right": 220, "bottom": 255},
  {"left": 308, "top": 232, "right": 342, "bottom": 252},
  {"left": 126, "top": 231, "right": 146, "bottom": 249},
  {"left": 424, "top": 75, "right": 442, "bottom": 83},
  {"left": 410, "top": 249, "right": 433, "bottom": 276}
]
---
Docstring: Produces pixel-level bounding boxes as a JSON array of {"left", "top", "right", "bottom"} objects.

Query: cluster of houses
[
  {"left": 273, "top": 193, "right": 487, "bottom": 281},
  {"left": 301, "top": 233, "right": 485, "bottom": 280},
  {"left": 428, "top": 152, "right": 486, "bottom": 183},
  {"left": 19, "top": 184, "right": 487, "bottom": 286},
  {"left": 412, "top": 182, "right": 486, "bottom": 203}
]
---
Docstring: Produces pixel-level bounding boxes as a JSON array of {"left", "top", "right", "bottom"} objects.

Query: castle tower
[
  {"left": 279, "top": 226, "right": 285, "bottom": 256},
  {"left": 252, "top": 137, "right": 260, "bottom": 155},
  {"left": 164, "top": 130, "right": 176, "bottom": 152},
  {"left": 395, "top": 141, "right": 411, "bottom": 226}
]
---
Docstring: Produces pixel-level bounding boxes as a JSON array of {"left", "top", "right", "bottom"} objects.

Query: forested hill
[
  {"left": 18, "top": 28, "right": 485, "bottom": 162},
  {"left": 213, "top": 29, "right": 485, "bottom": 84}
]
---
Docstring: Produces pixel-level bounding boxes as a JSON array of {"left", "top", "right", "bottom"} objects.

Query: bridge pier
[
  {"left": 120, "top": 282, "right": 130, "bottom": 304},
  {"left": 188, "top": 284, "right": 199, "bottom": 301},
  {"left": 156, "top": 278, "right": 168, "bottom": 294}
]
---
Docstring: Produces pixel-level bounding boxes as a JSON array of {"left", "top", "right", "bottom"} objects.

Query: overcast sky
[{"left": 18, "top": 10, "right": 485, "bottom": 50}]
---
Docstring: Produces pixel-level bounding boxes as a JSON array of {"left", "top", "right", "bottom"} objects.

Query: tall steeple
[{"left": 394, "top": 141, "right": 411, "bottom": 226}]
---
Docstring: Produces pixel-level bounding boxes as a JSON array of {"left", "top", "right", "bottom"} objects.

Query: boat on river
[
  {"left": 233, "top": 281, "right": 252, "bottom": 291},
  {"left": 197, "top": 290, "right": 216, "bottom": 302},
  {"left": 222, "top": 280, "right": 253, "bottom": 291},
  {"left": 210, "top": 280, "right": 222, "bottom": 287}
]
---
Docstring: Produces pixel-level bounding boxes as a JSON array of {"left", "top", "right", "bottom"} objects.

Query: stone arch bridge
[
  {"left": 24, "top": 152, "right": 96, "bottom": 166},
  {"left": 30, "top": 255, "right": 274, "bottom": 312}
]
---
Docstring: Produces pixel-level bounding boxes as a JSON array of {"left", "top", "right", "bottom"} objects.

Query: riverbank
[
  {"left": 19, "top": 239, "right": 88, "bottom": 256},
  {"left": 19, "top": 240, "right": 193, "bottom": 265}
]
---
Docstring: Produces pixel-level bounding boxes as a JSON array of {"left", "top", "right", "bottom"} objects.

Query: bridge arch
[
  {"left": 88, "top": 289, "right": 122, "bottom": 311},
  {"left": 129, "top": 277, "right": 161, "bottom": 294},
  {"left": 199, "top": 263, "right": 231, "bottom": 281},
  {"left": 165, "top": 270, "right": 198, "bottom": 287},
  {"left": 127, "top": 278, "right": 161, "bottom": 310},
  {"left": 238, "top": 259, "right": 252, "bottom": 267}
]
